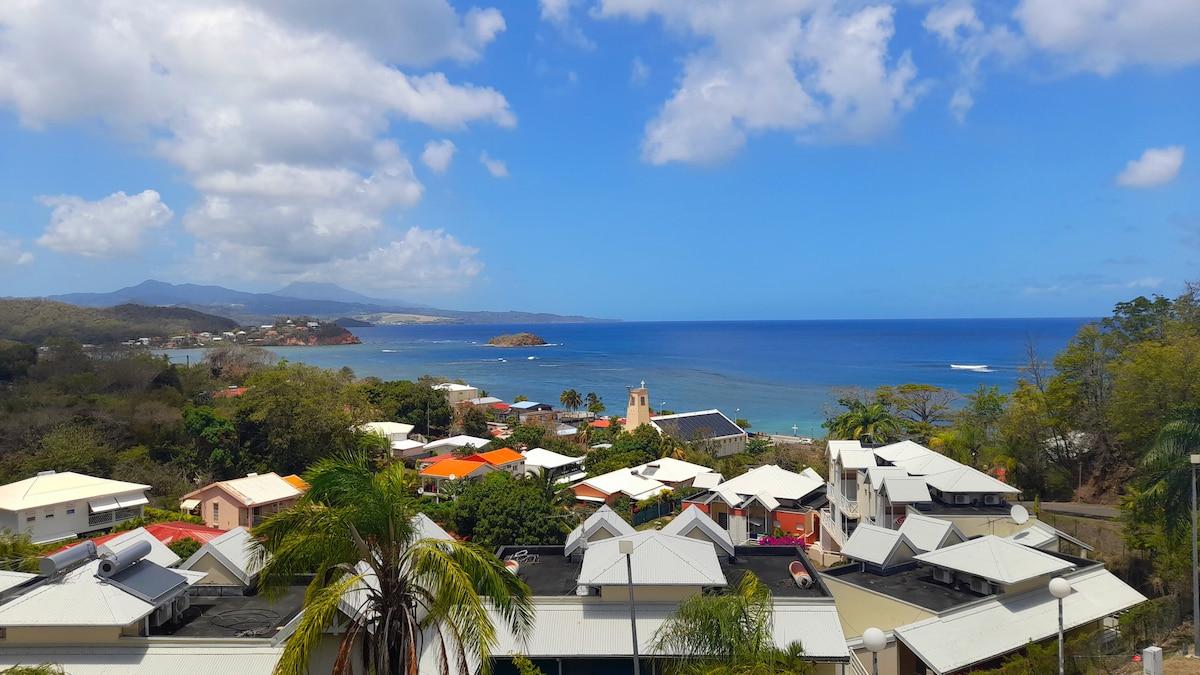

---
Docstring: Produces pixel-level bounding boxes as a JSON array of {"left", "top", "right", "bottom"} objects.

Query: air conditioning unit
[
  {"left": 151, "top": 604, "right": 173, "bottom": 627},
  {"left": 969, "top": 577, "right": 993, "bottom": 595},
  {"left": 954, "top": 494, "right": 971, "bottom": 505},
  {"left": 983, "top": 495, "right": 1000, "bottom": 505},
  {"left": 932, "top": 568, "right": 954, "bottom": 584}
]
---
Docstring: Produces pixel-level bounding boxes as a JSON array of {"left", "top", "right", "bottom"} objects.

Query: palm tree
[
  {"left": 653, "top": 571, "right": 813, "bottom": 674},
  {"left": 255, "top": 453, "right": 535, "bottom": 675},
  {"left": 1129, "top": 416, "right": 1200, "bottom": 543},
  {"left": 825, "top": 402, "right": 902, "bottom": 444},
  {"left": 560, "top": 389, "right": 583, "bottom": 412}
]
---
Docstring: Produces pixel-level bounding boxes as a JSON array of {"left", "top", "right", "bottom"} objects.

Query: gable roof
[
  {"left": 577, "top": 532, "right": 727, "bottom": 587},
  {"left": 423, "top": 435, "right": 491, "bottom": 452},
  {"left": 839, "top": 523, "right": 919, "bottom": 568},
  {"left": 1007, "top": 521, "right": 1095, "bottom": 553},
  {"left": 465, "top": 448, "right": 524, "bottom": 466},
  {"left": 575, "top": 468, "right": 670, "bottom": 502},
  {"left": 874, "top": 441, "right": 1020, "bottom": 495},
  {"left": 880, "top": 476, "right": 933, "bottom": 503},
  {"left": 839, "top": 449, "right": 878, "bottom": 470},
  {"left": 0, "top": 471, "right": 150, "bottom": 511},
  {"left": 660, "top": 505, "right": 735, "bottom": 557},
  {"left": 827, "top": 440, "right": 863, "bottom": 460},
  {"left": 182, "top": 472, "right": 302, "bottom": 506},
  {"left": 522, "top": 448, "right": 586, "bottom": 471},
  {"left": 634, "top": 457, "right": 715, "bottom": 484},
  {"left": 690, "top": 472, "right": 724, "bottom": 490},
  {"left": 914, "top": 535, "right": 1074, "bottom": 585},
  {"left": 564, "top": 505, "right": 637, "bottom": 557},
  {"left": 418, "top": 459, "right": 490, "bottom": 479},
  {"left": 650, "top": 410, "right": 744, "bottom": 440},
  {"left": 897, "top": 513, "right": 965, "bottom": 553},
  {"left": 180, "top": 526, "right": 264, "bottom": 586},
  {"left": 709, "top": 465, "right": 823, "bottom": 506},
  {"left": 894, "top": 566, "right": 1146, "bottom": 675}
]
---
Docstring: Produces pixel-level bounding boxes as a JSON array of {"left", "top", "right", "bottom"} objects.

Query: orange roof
[
  {"left": 420, "top": 459, "right": 489, "bottom": 479},
  {"left": 282, "top": 474, "right": 310, "bottom": 491},
  {"left": 590, "top": 419, "right": 611, "bottom": 428},
  {"left": 464, "top": 448, "right": 524, "bottom": 466}
]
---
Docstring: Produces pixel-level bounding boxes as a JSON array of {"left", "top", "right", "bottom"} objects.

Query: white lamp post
[
  {"left": 1049, "top": 577, "right": 1072, "bottom": 675},
  {"left": 1191, "top": 454, "right": 1200, "bottom": 658},
  {"left": 618, "top": 539, "right": 640, "bottom": 675},
  {"left": 862, "top": 627, "right": 886, "bottom": 675}
]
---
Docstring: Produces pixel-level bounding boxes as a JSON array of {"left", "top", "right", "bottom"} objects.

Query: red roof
[
  {"left": 213, "top": 387, "right": 248, "bottom": 398},
  {"left": 493, "top": 403, "right": 510, "bottom": 410},
  {"left": 419, "top": 459, "right": 489, "bottom": 479},
  {"left": 464, "top": 448, "right": 524, "bottom": 466},
  {"left": 420, "top": 453, "right": 456, "bottom": 465},
  {"left": 590, "top": 419, "right": 611, "bottom": 428},
  {"left": 48, "top": 521, "right": 226, "bottom": 555}
]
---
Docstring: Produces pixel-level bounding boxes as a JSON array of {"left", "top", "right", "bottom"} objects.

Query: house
[
  {"left": 358, "top": 421, "right": 414, "bottom": 443},
  {"left": 633, "top": 456, "right": 717, "bottom": 488},
  {"left": 571, "top": 467, "right": 673, "bottom": 505},
  {"left": 0, "top": 471, "right": 151, "bottom": 544},
  {"left": 683, "top": 464, "right": 826, "bottom": 544},
  {"left": 417, "top": 458, "right": 495, "bottom": 496},
  {"left": 820, "top": 529, "right": 1146, "bottom": 674},
  {"left": 650, "top": 410, "right": 748, "bottom": 457},
  {"left": 390, "top": 438, "right": 428, "bottom": 460},
  {"left": 521, "top": 447, "right": 586, "bottom": 483},
  {"left": 487, "top": 516, "right": 850, "bottom": 674},
  {"left": 49, "top": 522, "right": 227, "bottom": 559},
  {"left": 180, "top": 472, "right": 306, "bottom": 530},
  {"left": 179, "top": 527, "right": 265, "bottom": 593},
  {"left": 432, "top": 382, "right": 479, "bottom": 404},
  {"left": 660, "top": 505, "right": 736, "bottom": 558},
  {"left": 422, "top": 434, "right": 491, "bottom": 455},
  {"left": 462, "top": 448, "right": 526, "bottom": 476}
]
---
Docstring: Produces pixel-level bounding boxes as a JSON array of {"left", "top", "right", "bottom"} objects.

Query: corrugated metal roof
[
  {"left": 913, "top": 535, "right": 1073, "bottom": 585},
  {"left": 0, "top": 472, "right": 151, "bottom": 511},
  {"left": 181, "top": 527, "right": 264, "bottom": 586},
  {"left": 710, "top": 465, "right": 823, "bottom": 505},
  {"left": 839, "top": 523, "right": 917, "bottom": 568},
  {"left": 634, "top": 457, "right": 715, "bottom": 484},
  {"left": 522, "top": 448, "right": 585, "bottom": 471},
  {"left": 827, "top": 440, "right": 863, "bottom": 460},
  {"left": 660, "top": 506, "right": 734, "bottom": 557},
  {"left": 0, "top": 645, "right": 281, "bottom": 674},
  {"left": 896, "top": 514, "right": 964, "bottom": 553},
  {"left": 873, "top": 441, "right": 1020, "bottom": 494},
  {"left": 1007, "top": 521, "right": 1095, "bottom": 553},
  {"left": 576, "top": 468, "right": 668, "bottom": 499},
  {"left": 419, "top": 458, "right": 490, "bottom": 479},
  {"left": 690, "top": 472, "right": 724, "bottom": 490},
  {"left": 358, "top": 421, "right": 415, "bottom": 437},
  {"left": 839, "top": 450, "right": 878, "bottom": 470},
  {"left": 577, "top": 532, "right": 727, "bottom": 587},
  {"left": 98, "top": 528, "right": 181, "bottom": 568},
  {"left": 423, "top": 435, "right": 491, "bottom": 452},
  {"left": 880, "top": 476, "right": 932, "bottom": 504},
  {"left": 894, "top": 566, "right": 1147, "bottom": 674},
  {"left": 183, "top": 473, "right": 302, "bottom": 507},
  {"left": 564, "top": 505, "right": 635, "bottom": 556},
  {"left": 0, "top": 571, "right": 35, "bottom": 595}
]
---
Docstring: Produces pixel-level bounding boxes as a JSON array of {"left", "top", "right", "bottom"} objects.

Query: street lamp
[
  {"left": 862, "top": 627, "right": 886, "bottom": 675},
  {"left": 1049, "top": 577, "right": 1072, "bottom": 675},
  {"left": 618, "top": 539, "right": 641, "bottom": 675},
  {"left": 1191, "top": 453, "right": 1200, "bottom": 658}
]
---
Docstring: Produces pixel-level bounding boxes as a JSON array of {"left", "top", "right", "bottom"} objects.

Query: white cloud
[
  {"left": 35, "top": 190, "right": 172, "bottom": 259},
  {"left": 923, "top": 1, "right": 1023, "bottom": 123},
  {"left": 421, "top": 139, "right": 458, "bottom": 173},
  {"left": 0, "top": 1, "right": 506, "bottom": 288},
  {"left": 631, "top": 57, "right": 650, "bottom": 85},
  {"left": 595, "top": 0, "right": 921, "bottom": 165},
  {"left": 480, "top": 151, "right": 509, "bottom": 178},
  {"left": 291, "top": 227, "right": 483, "bottom": 292},
  {"left": 0, "top": 237, "right": 34, "bottom": 266},
  {"left": 1015, "top": 0, "right": 1200, "bottom": 74},
  {"left": 1116, "top": 146, "right": 1185, "bottom": 188},
  {"left": 540, "top": 0, "right": 569, "bottom": 24},
  {"left": 1126, "top": 277, "right": 1164, "bottom": 289},
  {"left": 538, "top": 0, "right": 593, "bottom": 49}
]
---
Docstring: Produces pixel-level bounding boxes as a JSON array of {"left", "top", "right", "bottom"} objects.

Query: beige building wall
[
  {"left": 820, "top": 575, "right": 935, "bottom": 639},
  {"left": 934, "top": 512, "right": 1033, "bottom": 538},
  {"left": 189, "top": 552, "right": 241, "bottom": 586},
  {"left": 5, "top": 626, "right": 123, "bottom": 644},
  {"left": 196, "top": 488, "right": 246, "bottom": 530},
  {"left": 624, "top": 386, "right": 651, "bottom": 431},
  {"left": 599, "top": 585, "right": 701, "bottom": 603},
  {"left": 853, "top": 644, "right": 900, "bottom": 675}
]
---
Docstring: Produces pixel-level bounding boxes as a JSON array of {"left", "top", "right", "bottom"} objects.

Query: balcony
[{"left": 832, "top": 490, "right": 859, "bottom": 518}]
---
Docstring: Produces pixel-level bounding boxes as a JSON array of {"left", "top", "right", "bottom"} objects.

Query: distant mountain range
[{"left": 42, "top": 280, "right": 610, "bottom": 325}]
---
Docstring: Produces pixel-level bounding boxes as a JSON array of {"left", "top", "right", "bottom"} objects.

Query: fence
[{"left": 631, "top": 500, "right": 675, "bottom": 527}]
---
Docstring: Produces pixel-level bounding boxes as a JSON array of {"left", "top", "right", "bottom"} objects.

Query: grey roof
[
  {"left": 0, "top": 571, "right": 35, "bottom": 595},
  {"left": 914, "top": 535, "right": 1074, "bottom": 585},
  {"left": 577, "top": 532, "right": 727, "bottom": 587},
  {"left": 181, "top": 527, "right": 264, "bottom": 587},
  {"left": 660, "top": 505, "right": 735, "bottom": 557},
  {"left": 564, "top": 505, "right": 636, "bottom": 557},
  {"left": 1007, "top": 521, "right": 1095, "bottom": 553},
  {"left": 839, "top": 523, "right": 918, "bottom": 568},
  {"left": 651, "top": 410, "right": 745, "bottom": 440},
  {"left": 98, "top": 527, "right": 181, "bottom": 568},
  {"left": 896, "top": 513, "right": 965, "bottom": 553}
]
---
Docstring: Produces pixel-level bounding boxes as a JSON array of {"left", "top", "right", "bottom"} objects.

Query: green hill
[{"left": 0, "top": 299, "right": 238, "bottom": 345}]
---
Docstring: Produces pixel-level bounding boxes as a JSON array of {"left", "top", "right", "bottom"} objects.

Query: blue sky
[{"left": 0, "top": 0, "right": 1197, "bottom": 321}]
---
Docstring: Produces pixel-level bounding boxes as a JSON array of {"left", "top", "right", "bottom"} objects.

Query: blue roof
[{"left": 510, "top": 401, "right": 546, "bottom": 410}]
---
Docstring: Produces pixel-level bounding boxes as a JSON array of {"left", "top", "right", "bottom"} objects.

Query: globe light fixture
[
  {"left": 862, "top": 627, "right": 886, "bottom": 675},
  {"left": 1049, "top": 577, "right": 1072, "bottom": 675}
]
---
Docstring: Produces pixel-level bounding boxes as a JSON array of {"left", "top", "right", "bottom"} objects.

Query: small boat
[
  {"left": 788, "top": 560, "right": 812, "bottom": 589},
  {"left": 527, "top": 356, "right": 536, "bottom": 360},
  {"left": 950, "top": 364, "right": 988, "bottom": 371}
]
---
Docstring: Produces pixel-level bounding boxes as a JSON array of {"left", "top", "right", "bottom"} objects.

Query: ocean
[{"left": 162, "top": 318, "right": 1092, "bottom": 436}]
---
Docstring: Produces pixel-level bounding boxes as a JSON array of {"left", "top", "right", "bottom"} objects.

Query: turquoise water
[{"left": 161, "top": 318, "right": 1091, "bottom": 435}]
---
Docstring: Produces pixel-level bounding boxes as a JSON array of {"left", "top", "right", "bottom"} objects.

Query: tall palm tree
[
  {"left": 255, "top": 453, "right": 535, "bottom": 675},
  {"left": 560, "top": 389, "right": 583, "bottom": 412},
  {"left": 826, "top": 403, "right": 902, "bottom": 444},
  {"left": 653, "top": 572, "right": 813, "bottom": 675},
  {"left": 1129, "top": 416, "right": 1200, "bottom": 543}
]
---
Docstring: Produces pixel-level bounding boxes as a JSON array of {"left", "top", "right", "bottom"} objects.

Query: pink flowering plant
[{"left": 757, "top": 535, "right": 809, "bottom": 549}]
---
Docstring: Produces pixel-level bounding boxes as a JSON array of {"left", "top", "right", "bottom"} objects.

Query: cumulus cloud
[
  {"left": 1126, "top": 277, "right": 1164, "bottom": 289},
  {"left": 630, "top": 57, "right": 650, "bottom": 85},
  {"left": 0, "top": 237, "right": 34, "bottom": 266},
  {"left": 291, "top": 227, "right": 483, "bottom": 292},
  {"left": 421, "top": 139, "right": 458, "bottom": 173},
  {"left": 922, "top": 1, "right": 1022, "bottom": 123},
  {"left": 480, "top": 151, "right": 509, "bottom": 178},
  {"left": 36, "top": 190, "right": 172, "bottom": 258},
  {"left": 0, "top": 0, "right": 507, "bottom": 288},
  {"left": 538, "top": 0, "right": 593, "bottom": 49},
  {"left": 595, "top": 0, "right": 921, "bottom": 165},
  {"left": 1015, "top": 0, "right": 1200, "bottom": 74},
  {"left": 1116, "top": 146, "right": 1185, "bottom": 188}
]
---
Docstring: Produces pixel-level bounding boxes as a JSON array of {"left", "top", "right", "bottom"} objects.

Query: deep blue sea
[{"left": 162, "top": 318, "right": 1092, "bottom": 436}]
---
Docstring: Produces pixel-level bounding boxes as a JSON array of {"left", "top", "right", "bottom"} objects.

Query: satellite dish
[
  {"left": 449, "top": 474, "right": 457, "bottom": 481},
  {"left": 1010, "top": 504, "right": 1029, "bottom": 525},
  {"left": 417, "top": 486, "right": 425, "bottom": 496}
]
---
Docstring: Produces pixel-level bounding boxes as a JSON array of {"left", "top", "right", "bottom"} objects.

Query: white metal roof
[
  {"left": 914, "top": 535, "right": 1074, "bottom": 585},
  {"left": 522, "top": 447, "right": 586, "bottom": 471},
  {"left": 839, "top": 450, "right": 878, "bottom": 470},
  {"left": 864, "top": 466, "right": 909, "bottom": 487},
  {"left": 690, "top": 472, "right": 724, "bottom": 490},
  {"left": 1007, "top": 521, "right": 1095, "bottom": 553},
  {"left": 181, "top": 527, "right": 264, "bottom": 586},
  {"left": 410, "top": 512, "right": 454, "bottom": 542},
  {"left": 432, "top": 383, "right": 476, "bottom": 392},
  {"left": 575, "top": 468, "right": 669, "bottom": 500},
  {"left": 0, "top": 472, "right": 151, "bottom": 511},
  {"left": 423, "top": 435, "right": 491, "bottom": 452},
  {"left": 880, "top": 476, "right": 933, "bottom": 503},
  {"left": 827, "top": 440, "right": 863, "bottom": 461},
  {"left": 564, "top": 505, "right": 636, "bottom": 556},
  {"left": 577, "top": 532, "right": 727, "bottom": 587},
  {"left": 358, "top": 421, "right": 414, "bottom": 437},
  {"left": 184, "top": 472, "right": 301, "bottom": 507},
  {"left": 660, "top": 505, "right": 735, "bottom": 557},
  {"left": 895, "top": 566, "right": 1146, "bottom": 674},
  {"left": 873, "top": 441, "right": 1020, "bottom": 494},
  {"left": 0, "top": 560, "right": 203, "bottom": 627},
  {"left": 923, "top": 466, "right": 1021, "bottom": 494},
  {"left": 0, "top": 645, "right": 282, "bottom": 674},
  {"left": 391, "top": 439, "right": 425, "bottom": 451},
  {"left": 839, "top": 523, "right": 918, "bottom": 568},
  {"left": 0, "top": 571, "right": 35, "bottom": 595},
  {"left": 634, "top": 457, "right": 715, "bottom": 484},
  {"left": 896, "top": 513, "right": 965, "bottom": 553},
  {"left": 800, "top": 467, "right": 823, "bottom": 482},
  {"left": 710, "top": 465, "right": 823, "bottom": 506},
  {"left": 487, "top": 597, "right": 849, "bottom": 661},
  {"left": 98, "top": 528, "right": 181, "bottom": 568}
]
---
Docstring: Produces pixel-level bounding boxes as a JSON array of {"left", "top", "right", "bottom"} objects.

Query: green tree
[
  {"left": 653, "top": 571, "right": 813, "bottom": 674},
  {"left": 0, "top": 530, "right": 43, "bottom": 573},
  {"left": 255, "top": 453, "right": 535, "bottom": 675},
  {"left": 450, "top": 473, "right": 568, "bottom": 548},
  {"left": 824, "top": 402, "right": 902, "bottom": 444},
  {"left": 358, "top": 377, "right": 453, "bottom": 437},
  {"left": 559, "top": 389, "right": 582, "bottom": 412},
  {"left": 585, "top": 392, "right": 605, "bottom": 414},
  {"left": 1126, "top": 414, "right": 1200, "bottom": 545},
  {"left": 461, "top": 406, "right": 490, "bottom": 438},
  {"left": 167, "top": 537, "right": 203, "bottom": 560}
]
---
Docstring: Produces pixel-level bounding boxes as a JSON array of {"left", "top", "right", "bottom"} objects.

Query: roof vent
[
  {"left": 35, "top": 470, "right": 56, "bottom": 476},
  {"left": 39, "top": 540, "right": 97, "bottom": 576}
]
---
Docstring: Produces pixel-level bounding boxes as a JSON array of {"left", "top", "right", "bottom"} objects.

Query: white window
[{"left": 212, "top": 502, "right": 219, "bottom": 522}]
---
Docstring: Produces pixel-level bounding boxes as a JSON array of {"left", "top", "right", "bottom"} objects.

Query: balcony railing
[
  {"left": 832, "top": 490, "right": 859, "bottom": 518},
  {"left": 88, "top": 511, "right": 114, "bottom": 527}
]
